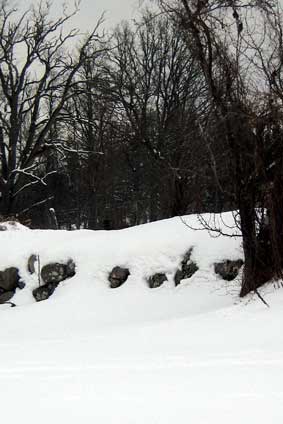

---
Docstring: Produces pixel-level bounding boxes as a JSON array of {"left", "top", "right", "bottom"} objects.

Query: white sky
[{"left": 37, "top": 0, "right": 143, "bottom": 31}]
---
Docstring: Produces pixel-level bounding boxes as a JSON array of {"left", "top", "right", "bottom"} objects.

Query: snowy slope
[{"left": 0, "top": 213, "right": 283, "bottom": 423}]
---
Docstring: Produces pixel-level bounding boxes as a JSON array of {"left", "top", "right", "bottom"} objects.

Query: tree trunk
[
  {"left": 0, "top": 183, "right": 14, "bottom": 218},
  {"left": 239, "top": 192, "right": 258, "bottom": 297},
  {"left": 171, "top": 177, "right": 187, "bottom": 217}
]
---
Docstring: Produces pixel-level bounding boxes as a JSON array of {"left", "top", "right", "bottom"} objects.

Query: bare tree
[
  {"left": 62, "top": 50, "right": 117, "bottom": 228},
  {"left": 106, "top": 11, "right": 207, "bottom": 217},
  {"left": 0, "top": 0, "right": 105, "bottom": 217},
  {"left": 158, "top": 0, "right": 283, "bottom": 296}
]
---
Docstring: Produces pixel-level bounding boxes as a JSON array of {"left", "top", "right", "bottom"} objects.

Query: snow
[
  {"left": 0, "top": 220, "right": 30, "bottom": 231},
  {"left": 0, "top": 212, "right": 283, "bottom": 423}
]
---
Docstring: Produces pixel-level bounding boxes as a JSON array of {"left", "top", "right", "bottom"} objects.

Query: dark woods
[{"left": 0, "top": 0, "right": 283, "bottom": 295}]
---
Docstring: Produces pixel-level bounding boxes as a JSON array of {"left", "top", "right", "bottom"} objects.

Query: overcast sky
[{"left": 50, "top": 0, "right": 143, "bottom": 31}]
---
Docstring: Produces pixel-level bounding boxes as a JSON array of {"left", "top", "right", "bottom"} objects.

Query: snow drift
[{"left": 0, "top": 212, "right": 282, "bottom": 424}]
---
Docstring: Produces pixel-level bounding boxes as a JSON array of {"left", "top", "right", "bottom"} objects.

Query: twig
[
  {"left": 37, "top": 254, "right": 41, "bottom": 287},
  {"left": 254, "top": 289, "right": 270, "bottom": 308},
  {"left": 16, "top": 196, "right": 54, "bottom": 216}
]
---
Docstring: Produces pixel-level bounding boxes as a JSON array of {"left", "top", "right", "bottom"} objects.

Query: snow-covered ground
[{"left": 1, "top": 213, "right": 283, "bottom": 423}]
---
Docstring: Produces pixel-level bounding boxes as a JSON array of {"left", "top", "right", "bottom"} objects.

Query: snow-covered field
[{"left": 1, "top": 213, "right": 283, "bottom": 423}]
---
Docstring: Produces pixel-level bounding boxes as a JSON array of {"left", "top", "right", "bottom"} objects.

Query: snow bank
[
  {"left": 0, "top": 220, "right": 30, "bottom": 231},
  {"left": 0, "top": 212, "right": 242, "bottom": 308},
  {"left": 1, "top": 212, "right": 282, "bottom": 424}
]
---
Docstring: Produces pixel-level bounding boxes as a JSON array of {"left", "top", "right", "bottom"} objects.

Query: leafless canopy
[{"left": 0, "top": 0, "right": 105, "bottom": 215}]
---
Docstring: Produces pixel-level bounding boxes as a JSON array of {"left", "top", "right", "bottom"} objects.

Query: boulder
[
  {"left": 34, "top": 260, "right": 76, "bottom": 301},
  {"left": 33, "top": 282, "right": 58, "bottom": 302},
  {"left": 108, "top": 266, "right": 130, "bottom": 288},
  {"left": 41, "top": 263, "right": 65, "bottom": 284},
  {"left": 0, "top": 290, "right": 15, "bottom": 304},
  {"left": 0, "top": 267, "right": 20, "bottom": 291},
  {"left": 41, "top": 260, "right": 76, "bottom": 285},
  {"left": 214, "top": 259, "right": 244, "bottom": 281},
  {"left": 148, "top": 273, "right": 167, "bottom": 288},
  {"left": 174, "top": 248, "right": 198, "bottom": 285}
]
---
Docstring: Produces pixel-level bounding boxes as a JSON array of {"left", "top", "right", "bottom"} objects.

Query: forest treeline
[{"left": 1, "top": 0, "right": 283, "bottom": 295}]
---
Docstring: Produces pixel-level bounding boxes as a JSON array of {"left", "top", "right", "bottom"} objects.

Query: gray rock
[
  {"left": 181, "top": 247, "right": 193, "bottom": 265},
  {"left": 148, "top": 273, "right": 167, "bottom": 288},
  {"left": 0, "top": 267, "right": 20, "bottom": 291},
  {"left": 0, "top": 290, "right": 15, "bottom": 304},
  {"left": 214, "top": 259, "right": 244, "bottom": 281},
  {"left": 174, "top": 248, "right": 198, "bottom": 285},
  {"left": 33, "top": 282, "right": 58, "bottom": 302},
  {"left": 174, "top": 262, "right": 198, "bottom": 285},
  {"left": 108, "top": 266, "right": 130, "bottom": 288},
  {"left": 41, "top": 263, "right": 65, "bottom": 284},
  {"left": 28, "top": 254, "right": 38, "bottom": 274},
  {"left": 183, "top": 261, "right": 198, "bottom": 278},
  {"left": 41, "top": 261, "right": 76, "bottom": 285},
  {"left": 66, "top": 259, "right": 76, "bottom": 277},
  {"left": 174, "top": 269, "right": 184, "bottom": 286},
  {"left": 17, "top": 280, "right": 25, "bottom": 289}
]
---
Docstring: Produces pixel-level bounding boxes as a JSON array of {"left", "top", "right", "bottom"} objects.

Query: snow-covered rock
[
  {"left": 214, "top": 259, "right": 244, "bottom": 281},
  {"left": 147, "top": 272, "right": 167, "bottom": 288},
  {"left": 33, "top": 282, "right": 59, "bottom": 302},
  {"left": 108, "top": 266, "right": 130, "bottom": 288},
  {"left": 41, "top": 260, "right": 76, "bottom": 284},
  {"left": 0, "top": 267, "right": 20, "bottom": 291}
]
